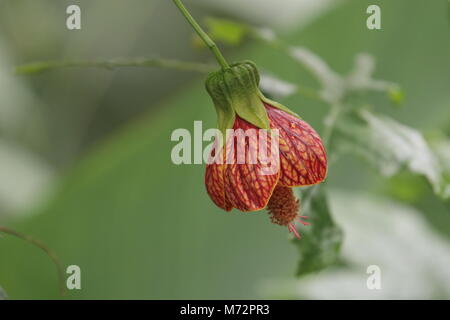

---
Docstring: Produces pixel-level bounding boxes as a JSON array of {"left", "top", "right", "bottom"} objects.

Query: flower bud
[{"left": 205, "top": 61, "right": 270, "bottom": 136}]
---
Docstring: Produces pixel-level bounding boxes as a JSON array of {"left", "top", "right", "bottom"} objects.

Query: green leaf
[
  {"left": 0, "top": 83, "right": 298, "bottom": 299},
  {"left": 288, "top": 50, "right": 398, "bottom": 104},
  {"left": 265, "top": 191, "right": 450, "bottom": 299},
  {"left": 431, "top": 138, "right": 450, "bottom": 198},
  {"left": 387, "top": 86, "right": 405, "bottom": 106},
  {"left": 194, "top": 17, "right": 249, "bottom": 47},
  {"left": 336, "top": 110, "right": 450, "bottom": 199},
  {"left": 384, "top": 173, "right": 429, "bottom": 203},
  {"left": 293, "top": 186, "right": 343, "bottom": 277}
]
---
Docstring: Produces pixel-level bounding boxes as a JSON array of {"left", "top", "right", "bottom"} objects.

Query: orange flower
[{"left": 204, "top": 61, "right": 327, "bottom": 238}]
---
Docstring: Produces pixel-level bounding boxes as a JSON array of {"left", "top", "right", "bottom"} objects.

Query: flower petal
[
  {"left": 205, "top": 120, "right": 281, "bottom": 212},
  {"left": 266, "top": 103, "right": 327, "bottom": 186},
  {"left": 223, "top": 116, "right": 280, "bottom": 211},
  {"left": 205, "top": 146, "right": 232, "bottom": 211}
]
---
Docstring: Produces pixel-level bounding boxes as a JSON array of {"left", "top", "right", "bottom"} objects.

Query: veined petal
[
  {"left": 265, "top": 103, "right": 327, "bottom": 187},
  {"left": 205, "top": 144, "right": 232, "bottom": 211},
  {"left": 223, "top": 116, "right": 280, "bottom": 211}
]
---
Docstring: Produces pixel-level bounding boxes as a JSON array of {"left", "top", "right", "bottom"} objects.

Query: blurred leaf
[
  {"left": 194, "top": 17, "right": 249, "bottom": 47},
  {"left": 264, "top": 191, "right": 450, "bottom": 299},
  {"left": 2, "top": 0, "right": 450, "bottom": 300},
  {"left": 289, "top": 49, "right": 397, "bottom": 104},
  {"left": 0, "top": 83, "right": 299, "bottom": 299},
  {"left": 431, "top": 138, "right": 450, "bottom": 197},
  {"left": 336, "top": 110, "right": 450, "bottom": 199},
  {"left": 432, "top": 138, "right": 450, "bottom": 173},
  {"left": 387, "top": 86, "right": 405, "bottom": 106},
  {"left": 289, "top": 46, "right": 344, "bottom": 104},
  {"left": 293, "top": 186, "right": 343, "bottom": 277},
  {"left": 0, "top": 140, "right": 54, "bottom": 214},
  {"left": 384, "top": 173, "right": 428, "bottom": 204},
  {"left": 0, "top": 286, "right": 7, "bottom": 300}
]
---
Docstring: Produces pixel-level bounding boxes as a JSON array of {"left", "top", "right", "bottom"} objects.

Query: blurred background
[{"left": 0, "top": 0, "right": 449, "bottom": 299}]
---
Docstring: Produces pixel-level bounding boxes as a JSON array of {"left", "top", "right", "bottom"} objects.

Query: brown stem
[{"left": 0, "top": 225, "right": 65, "bottom": 296}]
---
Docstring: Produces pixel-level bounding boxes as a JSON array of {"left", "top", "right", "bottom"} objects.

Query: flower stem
[
  {"left": 0, "top": 225, "right": 65, "bottom": 296},
  {"left": 172, "top": 0, "right": 230, "bottom": 70}
]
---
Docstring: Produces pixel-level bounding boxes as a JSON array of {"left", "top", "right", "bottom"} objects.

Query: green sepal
[
  {"left": 205, "top": 61, "right": 271, "bottom": 132},
  {"left": 258, "top": 90, "right": 301, "bottom": 119},
  {"left": 213, "top": 103, "right": 235, "bottom": 147}
]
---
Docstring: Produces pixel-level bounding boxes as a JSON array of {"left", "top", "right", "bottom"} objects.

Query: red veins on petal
[
  {"left": 205, "top": 116, "right": 280, "bottom": 212},
  {"left": 206, "top": 101, "right": 327, "bottom": 213},
  {"left": 205, "top": 148, "right": 231, "bottom": 211},
  {"left": 223, "top": 117, "right": 280, "bottom": 211},
  {"left": 265, "top": 103, "right": 327, "bottom": 187}
]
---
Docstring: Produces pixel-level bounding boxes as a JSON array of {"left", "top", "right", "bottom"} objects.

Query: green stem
[
  {"left": 0, "top": 225, "right": 65, "bottom": 296},
  {"left": 172, "top": 0, "right": 230, "bottom": 70},
  {"left": 16, "top": 57, "right": 215, "bottom": 75}
]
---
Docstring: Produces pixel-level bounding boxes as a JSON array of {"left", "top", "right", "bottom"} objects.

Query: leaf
[
  {"left": 293, "top": 186, "right": 343, "bottom": 277},
  {"left": 264, "top": 191, "right": 450, "bottom": 299},
  {"left": 387, "top": 86, "right": 405, "bottom": 106},
  {"left": 431, "top": 138, "right": 450, "bottom": 198},
  {"left": 0, "top": 140, "right": 54, "bottom": 213},
  {"left": 194, "top": 17, "right": 249, "bottom": 47},
  {"left": 289, "top": 46, "right": 343, "bottom": 103},
  {"left": 288, "top": 50, "right": 398, "bottom": 104},
  {"left": 432, "top": 138, "right": 450, "bottom": 173},
  {"left": 0, "top": 83, "right": 300, "bottom": 299},
  {"left": 0, "top": 286, "right": 7, "bottom": 300},
  {"left": 336, "top": 110, "right": 450, "bottom": 199}
]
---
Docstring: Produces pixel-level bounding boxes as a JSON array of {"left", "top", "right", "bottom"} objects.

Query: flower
[{"left": 204, "top": 61, "right": 327, "bottom": 238}]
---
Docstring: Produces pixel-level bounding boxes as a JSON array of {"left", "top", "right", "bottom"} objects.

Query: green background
[{"left": 0, "top": 0, "right": 449, "bottom": 299}]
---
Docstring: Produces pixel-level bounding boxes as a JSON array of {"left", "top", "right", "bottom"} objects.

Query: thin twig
[
  {"left": 172, "top": 0, "right": 230, "bottom": 70},
  {"left": 16, "top": 57, "right": 216, "bottom": 75},
  {"left": 0, "top": 225, "right": 65, "bottom": 296}
]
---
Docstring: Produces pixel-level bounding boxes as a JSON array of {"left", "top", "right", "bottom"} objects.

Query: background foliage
[{"left": 0, "top": 0, "right": 449, "bottom": 299}]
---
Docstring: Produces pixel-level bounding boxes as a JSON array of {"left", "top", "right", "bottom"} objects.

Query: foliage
[
  {"left": 336, "top": 110, "right": 450, "bottom": 199},
  {"left": 199, "top": 17, "right": 449, "bottom": 276},
  {"left": 193, "top": 18, "right": 249, "bottom": 47},
  {"left": 265, "top": 191, "right": 450, "bottom": 299},
  {"left": 2, "top": 0, "right": 450, "bottom": 299},
  {"left": 293, "top": 186, "right": 343, "bottom": 276}
]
